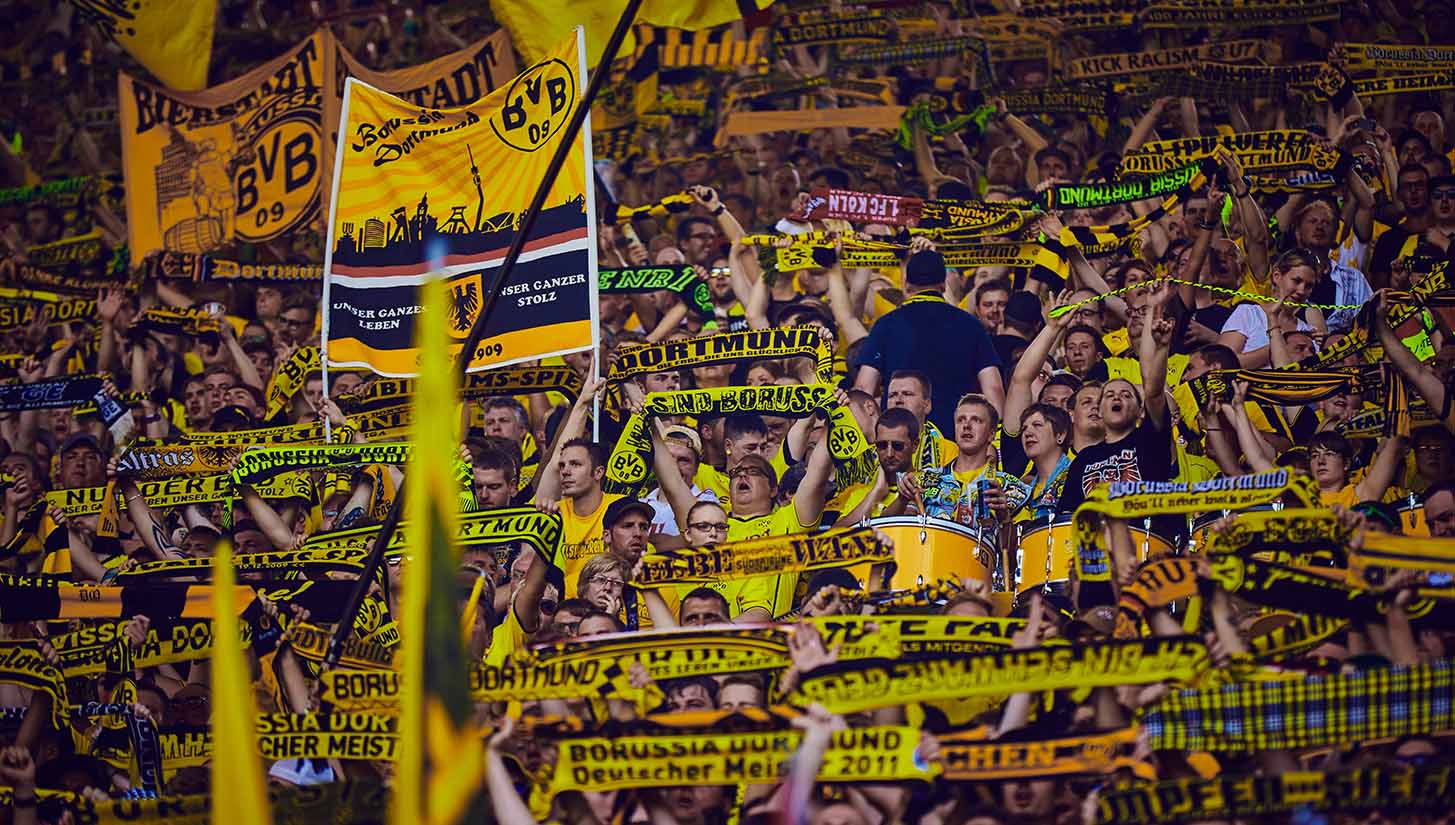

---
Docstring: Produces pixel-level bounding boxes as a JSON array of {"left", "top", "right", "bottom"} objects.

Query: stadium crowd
[{"left": 2, "top": 0, "right": 1455, "bottom": 824}]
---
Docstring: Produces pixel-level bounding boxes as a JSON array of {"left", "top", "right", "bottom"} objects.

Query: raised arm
[
  {"left": 532, "top": 376, "right": 604, "bottom": 506},
  {"left": 1354, "top": 434, "right": 1409, "bottom": 503},
  {"left": 1005, "top": 290, "right": 1071, "bottom": 436},
  {"left": 219, "top": 320, "right": 264, "bottom": 390},
  {"left": 690, "top": 185, "right": 744, "bottom": 245},
  {"left": 824, "top": 248, "right": 869, "bottom": 346},
  {"left": 793, "top": 434, "right": 834, "bottom": 529},
  {"left": 1124, "top": 97, "right": 1173, "bottom": 155},
  {"left": 1373, "top": 290, "right": 1448, "bottom": 422},
  {"left": 649, "top": 417, "right": 700, "bottom": 534},
  {"left": 1141, "top": 281, "right": 1175, "bottom": 427}
]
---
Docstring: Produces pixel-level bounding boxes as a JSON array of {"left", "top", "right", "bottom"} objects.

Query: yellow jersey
[{"left": 553, "top": 492, "right": 622, "bottom": 598}]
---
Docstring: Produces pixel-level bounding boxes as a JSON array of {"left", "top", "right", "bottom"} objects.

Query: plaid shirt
[{"left": 1141, "top": 660, "right": 1455, "bottom": 751}]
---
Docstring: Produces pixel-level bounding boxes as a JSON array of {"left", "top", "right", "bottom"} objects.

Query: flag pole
[{"left": 324, "top": 0, "right": 645, "bottom": 669}]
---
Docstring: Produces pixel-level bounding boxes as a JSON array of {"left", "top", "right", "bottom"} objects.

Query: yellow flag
[
  {"left": 489, "top": 0, "right": 771, "bottom": 65},
  {"left": 391, "top": 275, "right": 483, "bottom": 825},
  {"left": 209, "top": 538, "right": 270, "bottom": 824},
  {"left": 71, "top": 0, "right": 216, "bottom": 90}
]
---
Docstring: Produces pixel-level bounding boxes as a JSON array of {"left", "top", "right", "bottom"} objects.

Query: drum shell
[
  {"left": 1014, "top": 515, "right": 1175, "bottom": 596},
  {"left": 849, "top": 516, "right": 995, "bottom": 593}
]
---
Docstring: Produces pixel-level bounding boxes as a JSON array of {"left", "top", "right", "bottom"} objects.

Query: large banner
[
  {"left": 322, "top": 31, "right": 596, "bottom": 376},
  {"left": 119, "top": 32, "right": 329, "bottom": 267},
  {"left": 324, "top": 31, "right": 518, "bottom": 199},
  {"left": 119, "top": 30, "right": 519, "bottom": 268}
]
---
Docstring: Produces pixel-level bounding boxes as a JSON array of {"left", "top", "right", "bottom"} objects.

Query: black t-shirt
[
  {"left": 1056, "top": 407, "right": 1175, "bottom": 516},
  {"left": 1369, "top": 227, "right": 1415, "bottom": 284},
  {"left": 999, "top": 426, "right": 1030, "bottom": 479},
  {"left": 851, "top": 293, "right": 1003, "bottom": 436}
]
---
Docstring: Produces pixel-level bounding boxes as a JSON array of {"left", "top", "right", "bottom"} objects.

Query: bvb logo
[{"left": 491, "top": 57, "right": 576, "bottom": 152}]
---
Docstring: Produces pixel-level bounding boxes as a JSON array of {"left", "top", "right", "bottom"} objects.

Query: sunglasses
[
  {"left": 875, "top": 439, "right": 908, "bottom": 451},
  {"left": 709, "top": 266, "right": 731, "bottom": 279},
  {"left": 1433, "top": 188, "right": 1455, "bottom": 201}
]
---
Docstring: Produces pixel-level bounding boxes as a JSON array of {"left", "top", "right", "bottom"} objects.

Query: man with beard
[
  {"left": 643, "top": 425, "right": 718, "bottom": 549},
  {"left": 1057, "top": 283, "right": 1177, "bottom": 526}
]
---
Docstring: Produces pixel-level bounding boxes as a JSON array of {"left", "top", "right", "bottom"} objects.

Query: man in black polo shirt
[{"left": 851, "top": 245, "right": 1004, "bottom": 434}]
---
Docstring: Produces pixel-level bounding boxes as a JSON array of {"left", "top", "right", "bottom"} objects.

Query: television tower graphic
[{"left": 468, "top": 144, "right": 484, "bottom": 232}]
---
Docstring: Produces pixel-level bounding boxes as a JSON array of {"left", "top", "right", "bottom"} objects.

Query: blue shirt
[{"left": 852, "top": 292, "right": 1002, "bottom": 435}]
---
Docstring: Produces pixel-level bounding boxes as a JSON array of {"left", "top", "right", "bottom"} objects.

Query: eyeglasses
[
  {"left": 875, "top": 439, "right": 908, "bottom": 451},
  {"left": 1433, "top": 188, "right": 1455, "bottom": 201},
  {"left": 554, "top": 619, "right": 582, "bottom": 634},
  {"left": 688, "top": 521, "right": 728, "bottom": 533},
  {"left": 590, "top": 575, "right": 625, "bottom": 589},
  {"left": 728, "top": 466, "right": 767, "bottom": 479}
]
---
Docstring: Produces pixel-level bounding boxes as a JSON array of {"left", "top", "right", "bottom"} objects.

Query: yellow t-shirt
[
  {"left": 721, "top": 504, "right": 814, "bottom": 617},
  {"left": 482, "top": 605, "right": 528, "bottom": 668},
  {"left": 1320, "top": 484, "right": 1360, "bottom": 509},
  {"left": 935, "top": 436, "right": 958, "bottom": 466},
  {"left": 1319, "top": 473, "right": 1404, "bottom": 508},
  {"left": 951, "top": 461, "right": 994, "bottom": 489},
  {"left": 554, "top": 492, "right": 622, "bottom": 598},
  {"left": 694, "top": 465, "right": 730, "bottom": 504},
  {"left": 1102, "top": 327, "right": 1130, "bottom": 356},
  {"left": 1103, "top": 354, "right": 1189, "bottom": 387}
]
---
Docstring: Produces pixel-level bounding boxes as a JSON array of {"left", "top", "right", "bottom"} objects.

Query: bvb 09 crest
[
  {"left": 233, "top": 90, "right": 323, "bottom": 243},
  {"left": 490, "top": 57, "right": 576, "bottom": 152}
]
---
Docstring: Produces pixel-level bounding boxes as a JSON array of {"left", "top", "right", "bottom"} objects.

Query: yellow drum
[
  {"left": 849, "top": 516, "right": 995, "bottom": 593},
  {"left": 1014, "top": 515, "right": 1174, "bottom": 596}
]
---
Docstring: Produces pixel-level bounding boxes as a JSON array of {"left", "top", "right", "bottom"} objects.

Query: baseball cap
[
  {"left": 1005, "top": 291, "right": 1043, "bottom": 328},
  {"left": 905, "top": 249, "right": 947, "bottom": 286},
  {"left": 661, "top": 424, "right": 702, "bottom": 457},
  {"left": 603, "top": 497, "right": 654, "bottom": 528},
  {"left": 210, "top": 404, "right": 257, "bottom": 431},
  {"left": 60, "top": 432, "right": 102, "bottom": 456}
]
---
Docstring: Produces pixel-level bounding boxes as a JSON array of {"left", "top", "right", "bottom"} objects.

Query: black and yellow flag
[
  {"left": 391, "top": 276, "right": 483, "bottom": 825},
  {"left": 69, "top": 0, "right": 216, "bottom": 90},
  {"left": 489, "top": 0, "right": 772, "bottom": 65}
]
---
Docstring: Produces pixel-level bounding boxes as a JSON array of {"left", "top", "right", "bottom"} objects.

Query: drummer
[{"left": 903, "top": 393, "right": 1030, "bottom": 535}]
